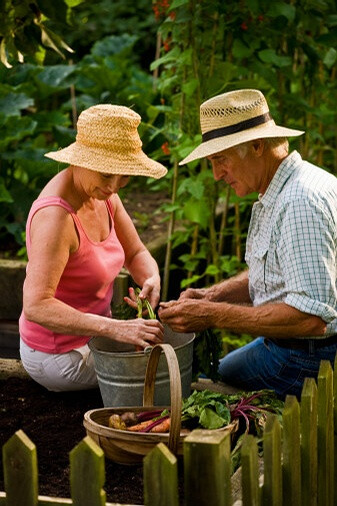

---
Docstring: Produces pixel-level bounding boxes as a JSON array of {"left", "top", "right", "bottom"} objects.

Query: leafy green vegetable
[
  {"left": 181, "top": 389, "right": 284, "bottom": 433},
  {"left": 182, "top": 390, "right": 231, "bottom": 429},
  {"left": 199, "top": 407, "right": 229, "bottom": 430}
]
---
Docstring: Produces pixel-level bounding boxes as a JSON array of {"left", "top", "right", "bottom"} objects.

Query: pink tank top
[{"left": 19, "top": 196, "right": 125, "bottom": 353}]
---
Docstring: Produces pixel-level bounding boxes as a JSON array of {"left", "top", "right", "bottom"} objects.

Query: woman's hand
[
  {"left": 111, "top": 318, "right": 164, "bottom": 349},
  {"left": 124, "top": 276, "right": 160, "bottom": 312},
  {"left": 138, "top": 276, "right": 160, "bottom": 308}
]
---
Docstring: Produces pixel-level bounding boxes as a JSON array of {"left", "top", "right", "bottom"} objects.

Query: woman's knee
[{"left": 21, "top": 345, "right": 97, "bottom": 391}]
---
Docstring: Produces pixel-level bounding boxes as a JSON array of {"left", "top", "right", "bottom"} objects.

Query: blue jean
[{"left": 218, "top": 337, "right": 337, "bottom": 399}]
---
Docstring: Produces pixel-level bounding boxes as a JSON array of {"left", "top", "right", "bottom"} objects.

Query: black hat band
[{"left": 202, "top": 112, "right": 273, "bottom": 143}]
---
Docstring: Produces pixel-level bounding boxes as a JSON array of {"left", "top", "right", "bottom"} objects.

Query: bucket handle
[{"left": 143, "top": 343, "right": 182, "bottom": 455}]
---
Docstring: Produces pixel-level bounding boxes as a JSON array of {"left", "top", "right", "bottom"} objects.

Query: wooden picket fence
[{"left": 1, "top": 356, "right": 337, "bottom": 506}]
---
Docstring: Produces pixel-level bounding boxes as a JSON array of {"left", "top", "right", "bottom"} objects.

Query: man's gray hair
[{"left": 235, "top": 137, "right": 289, "bottom": 159}]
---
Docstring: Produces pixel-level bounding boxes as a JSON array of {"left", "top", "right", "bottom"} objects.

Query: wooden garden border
[{"left": 1, "top": 356, "right": 337, "bottom": 505}]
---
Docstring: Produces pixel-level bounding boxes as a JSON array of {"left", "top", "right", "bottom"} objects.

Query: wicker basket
[{"left": 83, "top": 343, "right": 237, "bottom": 464}]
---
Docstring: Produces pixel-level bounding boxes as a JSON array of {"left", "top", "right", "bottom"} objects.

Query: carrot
[
  {"left": 126, "top": 419, "right": 155, "bottom": 432},
  {"left": 150, "top": 417, "right": 171, "bottom": 433}
]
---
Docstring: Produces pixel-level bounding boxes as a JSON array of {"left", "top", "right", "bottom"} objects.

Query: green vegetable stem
[{"left": 135, "top": 287, "right": 156, "bottom": 319}]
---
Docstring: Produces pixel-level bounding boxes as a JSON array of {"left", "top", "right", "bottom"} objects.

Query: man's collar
[{"left": 258, "top": 151, "right": 302, "bottom": 207}]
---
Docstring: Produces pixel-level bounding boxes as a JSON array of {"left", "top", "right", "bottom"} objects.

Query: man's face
[{"left": 207, "top": 145, "right": 260, "bottom": 197}]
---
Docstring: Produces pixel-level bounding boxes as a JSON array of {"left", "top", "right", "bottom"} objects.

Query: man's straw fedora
[
  {"left": 180, "top": 89, "right": 304, "bottom": 165},
  {"left": 45, "top": 104, "right": 167, "bottom": 179}
]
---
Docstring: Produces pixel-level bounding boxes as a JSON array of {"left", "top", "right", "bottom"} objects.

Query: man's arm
[
  {"left": 158, "top": 298, "right": 326, "bottom": 337},
  {"left": 179, "top": 270, "right": 252, "bottom": 304}
]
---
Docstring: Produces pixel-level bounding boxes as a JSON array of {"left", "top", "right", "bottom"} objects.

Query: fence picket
[
  {"left": 262, "top": 414, "right": 282, "bottom": 506},
  {"left": 69, "top": 435, "right": 106, "bottom": 506},
  {"left": 2, "top": 354, "right": 337, "bottom": 506},
  {"left": 184, "top": 429, "right": 231, "bottom": 506},
  {"left": 2, "top": 429, "right": 38, "bottom": 506},
  {"left": 317, "top": 360, "right": 334, "bottom": 506},
  {"left": 333, "top": 355, "right": 337, "bottom": 506},
  {"left": 301, "top": 377, "right": 318, "bottom": 506},
  {"left": 282, "top": 395, "right": 301, "bottom": 506},
  {"left": 241, "top": 434, "right": 260, "bottom": 506},
  {"left": 143, "top": 442, "right": 178, "bottom": 506}
]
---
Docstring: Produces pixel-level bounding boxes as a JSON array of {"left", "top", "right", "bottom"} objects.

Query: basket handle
[{"left": 143, "top": 343, "right": 182, "bottom": 455}]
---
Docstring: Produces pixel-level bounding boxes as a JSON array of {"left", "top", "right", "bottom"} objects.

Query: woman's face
[{"left": 75, "top": 167, "right": 130, "bottom": 200}]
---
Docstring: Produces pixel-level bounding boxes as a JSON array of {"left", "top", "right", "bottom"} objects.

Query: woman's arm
[
  {"left": 113, "top": 195, "right": 161, "bottom": 307},
  {"left": 23, "top": 205, "right": 163, "bottom": 348}
]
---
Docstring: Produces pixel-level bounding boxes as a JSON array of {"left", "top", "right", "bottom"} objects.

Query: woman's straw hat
[
  {"left": 180, "top": 89, "right": 304, "bottom": 165},
  {"left": 45, "top": 104, "right": 167, "bottom": 179}
]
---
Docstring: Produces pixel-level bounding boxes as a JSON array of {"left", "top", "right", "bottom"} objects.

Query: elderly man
[{"left": 159, "top": 89, "right": 337, "bottom": 398}]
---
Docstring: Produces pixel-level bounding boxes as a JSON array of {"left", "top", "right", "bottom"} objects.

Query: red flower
[
  {"left": 152, "top": 0, "right": 171, "bottom": 20},
  {"left": 163, "top": 39, "right": 170, "bottom": 52},
  {"left": 152, "top": 4, "right": 160, "bottom": 20},
  {"left": 161, "top": 142, "right": 170, "bottom": 155},
  {"left": 240, "top": 21, "right": 248, "bottom": 30}
]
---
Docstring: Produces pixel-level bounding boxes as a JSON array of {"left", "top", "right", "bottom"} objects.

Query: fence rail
[{"left": 1, "top": 357, "right": 337, "bottom": 505}]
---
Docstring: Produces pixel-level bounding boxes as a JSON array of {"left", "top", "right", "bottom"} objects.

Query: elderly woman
[{"left": 19, "top": 104, "right": 167, "bottom": 392}]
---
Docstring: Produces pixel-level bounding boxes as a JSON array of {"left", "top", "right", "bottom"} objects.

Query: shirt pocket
[{"left": 249, "top": 244, "right": 269, "bottom": 297}]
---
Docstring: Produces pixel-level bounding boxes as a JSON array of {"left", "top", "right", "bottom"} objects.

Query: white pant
[{"left": 20, "top": 338, "right": 98, "bottom": 392}]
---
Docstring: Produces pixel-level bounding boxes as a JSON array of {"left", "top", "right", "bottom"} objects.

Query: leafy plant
[
  {"left": 192, "top": 328, "right": 223, "bottom": 382},
  {"left": 181, "top": 388, "right": 284, "bottom": 432},
  {"left": 0, "top": 0, "right": 80, "bottom": 67},
  {"left": 150, "top": 0, "right": 337, "bottom": 299}
]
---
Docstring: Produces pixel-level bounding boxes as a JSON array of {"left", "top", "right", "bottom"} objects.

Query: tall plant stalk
[
  {"left": 187, "top": 224, "right": 199, "bottom": 279},
  {"left": 217, "top": 186, "right": 231, "bottom": 256},
  {"left": 162, "top": 160, "right": 178, "bottom": 301},
  {"left": 162, "top": 61, "right": 187, "bottom": 300},
  {"left": 234, "top": 202, "right": 241, "bottom": 262}
]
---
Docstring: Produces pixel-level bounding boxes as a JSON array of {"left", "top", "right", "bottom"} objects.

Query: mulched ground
[{"left": 0, "top": 376, "right": 185, "bottom": 504}]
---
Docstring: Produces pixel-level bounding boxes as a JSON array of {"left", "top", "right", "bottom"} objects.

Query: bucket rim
[{"left": 88, "top": 332, "right": 195, "bottom": 357}]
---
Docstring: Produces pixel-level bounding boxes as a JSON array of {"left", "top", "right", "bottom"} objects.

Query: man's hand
[
  {"left": 178, "top": 287, "right": 208, "bottom": 301},
  {"left": 158, "top": 299, "right": 212, "bottom": 333}
]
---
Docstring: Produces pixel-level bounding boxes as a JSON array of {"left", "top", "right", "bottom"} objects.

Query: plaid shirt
[{"left": 245, "top": 151, "right": 337, "bottom": 336}]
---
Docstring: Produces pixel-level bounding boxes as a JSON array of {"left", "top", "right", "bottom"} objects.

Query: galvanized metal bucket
[{"left": 89, "top": 326, "right": 195, "bottom": 407}]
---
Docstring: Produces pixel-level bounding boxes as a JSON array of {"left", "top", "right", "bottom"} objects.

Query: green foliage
[
  {"left": 0, "top": 0, "right": 79, "bottom": 67},
  {"left": 1, "top": 0, "right": 337, "bottom": 331},
  {"left": 0, "top": 31, "right": 160, "bottom": 253},
  {"left": 153, "top": 0, "right": 337, "bottom": 295},
  {"left": 181, "top": 388, "right": 284, "bottom": 432},
  {"left": 182, "top": 390, "right": 232, "bottom": 429},
  {"left": 192, "top": 328, "right": 223, "bottom": 381}
]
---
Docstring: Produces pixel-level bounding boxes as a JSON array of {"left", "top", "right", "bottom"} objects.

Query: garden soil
[{"left": 0, "top": 375, "right": 184, "bottom": 504}]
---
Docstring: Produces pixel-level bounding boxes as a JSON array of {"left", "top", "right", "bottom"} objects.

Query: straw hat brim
[
  {"left": 179, "top": 123, "right": 304, "bottom": 165},
  {"left": 45, "top": 142, "right": 167, "bottom": 179}
]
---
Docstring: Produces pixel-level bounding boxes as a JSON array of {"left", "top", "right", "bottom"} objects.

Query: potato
[{"left": 108, "top": 414, "right": 126, "bottom": 430}]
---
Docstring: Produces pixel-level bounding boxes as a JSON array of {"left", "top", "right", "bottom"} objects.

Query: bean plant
[{"left": 149, "top": 0, "right": 337, "bottom": 300}]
